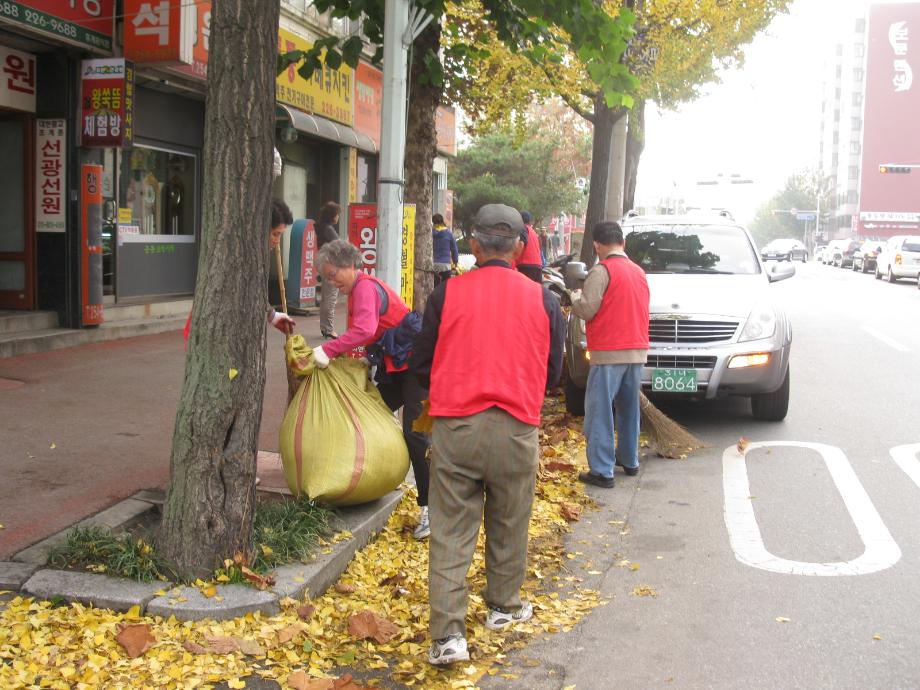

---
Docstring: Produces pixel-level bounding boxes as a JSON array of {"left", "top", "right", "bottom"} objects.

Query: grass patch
[{"left": 47, "top": 497, "right": 334, "bottom": 584}]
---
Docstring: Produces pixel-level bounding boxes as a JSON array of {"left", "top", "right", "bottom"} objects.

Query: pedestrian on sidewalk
[
  {"left": 313, "top": 239, "right": 431, "bottom": 540},
  {"left": 431, "top": 213, "right": 458, "bottom": 285},
  {"left": 570, "top": 221, "right": 650, "bottom": 488},
  {"left": 410, "top": 203, "right": 564, "bottom": 666},
  {"left": 316, "top": 201, "right": 342, "bottom": 339},
  {"left": 267, "top": 198, "right": 298, "bottom": 333},
  {"left": 514, "top": 210, "right": 544, "bottom": 283}
]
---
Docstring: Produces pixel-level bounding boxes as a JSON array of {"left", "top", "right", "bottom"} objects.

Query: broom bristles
[{"left": 639, "top": 392, "right": 704, "bottom": 459}]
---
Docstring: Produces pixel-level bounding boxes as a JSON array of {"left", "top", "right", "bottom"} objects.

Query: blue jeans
[{"left": 584, "top": 363, "right": 642, "bottom": 478}]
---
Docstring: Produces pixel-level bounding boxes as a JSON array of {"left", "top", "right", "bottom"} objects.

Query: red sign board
[
  {"left": 169, "top": 1, "right": 210, "bottom": 81},
  {"left": 0, "top": 1, "right": 115, "bottom": 53},
  {"left": 80, "top": 58, "right": 134, "bottom": 148},
  {"left": 436, "top": 106, "right": 457, "bottom": 156},
  {"left": 355, "top": 62, "right": 382, "bottom": 150},
  {"left": 348, "top": 204, "right": 379, "bottom": 275},
  {"left": 123, "top": 0, "right": 195, "bottom": 65},
  {"left": 857, "top": 3, "right": 920, "bottom": 238},
  {"left": 81, "top": 164, "right": 104, "bottom": 326}
]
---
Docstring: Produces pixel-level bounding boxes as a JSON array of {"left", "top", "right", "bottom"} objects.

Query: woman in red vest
[{"left": 312, "top": 239, "right": 431, "bottom": 539}]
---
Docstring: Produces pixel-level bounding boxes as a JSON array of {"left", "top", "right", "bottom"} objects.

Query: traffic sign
[{"left": 796, "top": 213, "right": 816, "bottom": 221}]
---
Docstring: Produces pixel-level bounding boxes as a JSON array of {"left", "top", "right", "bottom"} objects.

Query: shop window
[{"left": 119, "top": 147, "right": 196, "bottom": 236}]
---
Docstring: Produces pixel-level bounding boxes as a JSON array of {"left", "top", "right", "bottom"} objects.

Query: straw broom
[
  {"left": 274, "top": 246, "right": 301, "bottom": 403},
  {"left": 639, "top": 391, "right": 704, "bottom": 459}
]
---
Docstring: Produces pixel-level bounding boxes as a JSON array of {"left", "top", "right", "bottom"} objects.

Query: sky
[{"left": 633, "top": 0, "right": 898, "bottom": 223}]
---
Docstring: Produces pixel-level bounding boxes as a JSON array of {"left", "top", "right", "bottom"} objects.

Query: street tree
[
  {"left": 280, "top": 0, "right": 634, "bottom": 308},
  {"left": 157, "top": 0, "right": 281, "bottom": 578},
  {"left": 449, "top": 0, "right": 793, "bottom": 263},
  {"left": 451, "top": 130, "right": 587, "bottom": 232},
  {"left": 749, "top": 170, "right": 834, "bottom": 248}
]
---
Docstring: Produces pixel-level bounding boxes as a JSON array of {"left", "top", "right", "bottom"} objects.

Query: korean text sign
[
  {"left": 123, "top": 0, "right": 195, "bottom": 65},
  {"left": 36, "top": 119, "right": 66, "bottom": 233},
  {"left": 0, "top": 45, "right": 36, "bottom": 113},
  {"left": 80, "top": 58, "right": 135, "bottom": 148},
  {"left": 0, "top": 1, "right": 114, "bottom": 53},
  {"left": 277, "top": 28, "right": 353, "bottom": 126},
  {"left": 348, "top": 204, "right": 378, "bottom": 275}
]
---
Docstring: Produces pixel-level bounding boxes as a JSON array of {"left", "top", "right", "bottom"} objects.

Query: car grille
[
  {"left": 649, "top": 319, "right": 738, "bottom": 343},
  {"left": 646, "top": 354, "right": 717, "bottom": 369}
]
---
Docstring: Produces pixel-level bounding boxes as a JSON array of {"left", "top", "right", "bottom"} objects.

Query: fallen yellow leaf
[{"left": 229, "top": 368, "right": 239, "bottom": 380}]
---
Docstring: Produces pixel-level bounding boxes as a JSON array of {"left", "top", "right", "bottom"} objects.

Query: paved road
[
  {"left": 485, "top": 261, "right": 920, "bottom": 689},
  {"left": 0, "top": 312, "right": 340, "bottom": 559}
]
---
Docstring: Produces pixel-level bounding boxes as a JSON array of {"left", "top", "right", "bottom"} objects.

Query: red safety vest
[
  {"left": 429, "top": 265, "right": 549, "bottom": 425},
  {"left": 584, "top": 254, "right": 650, "bottom": 352},
  {"left": 347, "top": 273, "right": 411, "bottom": 371},
  {"left": 517, "top": 224, "right": 543, "bottom": 267}
]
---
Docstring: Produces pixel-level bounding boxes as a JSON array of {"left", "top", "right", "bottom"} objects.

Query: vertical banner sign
[
  {"left": 284, "top": 219, "right": 318, "bottom": 308},
  {"left": 35, "top": 119, "right": 66, "bottom": 233},
  {"left": 122, "top": 0, "right": 195, "bottom": 65},
  {"left": 80, "top": 58, "right": 134, "bottom": 148},
  {"left": 170, "top": 1, "right": 210, "bottom": 81},
  {"left": 401, "top": 204, "right": 416, "bottom": 308},
  {"left": 81, "top": 164, "right": 104, "bottom": 326},
  {"left": 0, "top": 45, "right": 36, "bottom": 113},
  {"left": 0, "top": 1, "right": 115, "bottom": 53},
  {"left": 348, "top": 204, "right": 378, "bottom": 275}
]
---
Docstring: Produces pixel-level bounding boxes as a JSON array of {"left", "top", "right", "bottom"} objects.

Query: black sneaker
[
  {"left": 578, "top": 471, "right": 614, "bottom": 488},
  {"left": 616, "top": 461, "right": 639, "bottom": 476}
]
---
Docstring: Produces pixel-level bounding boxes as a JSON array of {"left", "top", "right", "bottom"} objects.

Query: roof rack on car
[
  {"left": 717, "top": 210, "right": 734, "bottom": 220},
  {"left": 624, "top": 209, "right": 640, "bottom": 218}
]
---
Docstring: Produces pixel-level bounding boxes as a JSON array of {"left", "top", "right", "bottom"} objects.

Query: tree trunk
[
  {"left": 405, "top": 22, "right": 442, "bottom": 312},
  {"left": 157, "top": 0, "right": 280, "bottom": 580},
  {"left": 623, "top": 99, "right": 646, "bottom": 213},
  {"left": 580, "top": 96, "right": 626, "bottom": 264}
]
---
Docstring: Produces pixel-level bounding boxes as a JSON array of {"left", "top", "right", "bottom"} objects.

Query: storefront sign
[
  {"left": 0, "top": 45, "right": 36, "bottom": 113},
  {"left": 355, "top": 62, "right": 382, "bottom": 150},
  {"left": 123, "top": 0, "right": 195, "bottom": 65},
  {"left": 81, "top": 164, "right": 104, "bottom": 325},
  {"left": 80, "top": 58, "right": 135, "bottom": 148},
  {"left": 169, "top": 1, "right": 210, "bottom": 81},
  {"left": 0, "top": 1, "right": 114, "bottom": 53},
  {"left": 35, "top": 119, "right": 66, "bottom": 233},
  {"left": 277, "top": 28, "right": 353, "bottom": 126},
  {"left": 348, "top": 204, "right": 378, "bottom": 275},
  {"left": 436, "top": 106, "right": 457, "bottom": 156},
  {"left": 284, "top": 218, "right": 318, "bottom": 306},
  {"left": 401, "top": 204, "right": 416, "bottom": 308}
]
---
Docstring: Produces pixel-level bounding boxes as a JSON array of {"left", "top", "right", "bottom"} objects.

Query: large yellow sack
[{"left": 279, "top": 353, "right": 410, "bottom": 506}]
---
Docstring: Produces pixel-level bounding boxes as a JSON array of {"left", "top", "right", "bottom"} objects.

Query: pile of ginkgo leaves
[{"left": 0, "top": 396, "right": 604, "bottom": 690}]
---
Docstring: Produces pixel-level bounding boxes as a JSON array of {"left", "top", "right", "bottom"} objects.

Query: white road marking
[
  {"left": 722, "top": 441, "right": 901, "bottom": 576},
  {"left": 861, "top": 326, "right": 911, "bottom": 352},
  {"left": 890, "top": 444, "right": 920, "bottom": 490}
]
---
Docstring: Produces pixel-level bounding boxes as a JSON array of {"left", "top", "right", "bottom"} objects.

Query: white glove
[
  {"left": 312, "top": 345, "right": 330, "bottom": 369},
  {"left": 269, "top": 310, "right": 295, "bottom": 334}
]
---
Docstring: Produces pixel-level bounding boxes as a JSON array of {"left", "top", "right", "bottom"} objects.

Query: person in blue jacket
[{"left": 431, "top": 214, "right": 459, "bottom": 285}]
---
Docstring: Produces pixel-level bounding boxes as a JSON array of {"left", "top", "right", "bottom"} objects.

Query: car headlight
[{"left": 739, "top": 304, "right": 776, "bottom": 342}]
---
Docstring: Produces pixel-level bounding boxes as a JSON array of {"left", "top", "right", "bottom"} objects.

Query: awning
[{"left": 275, "top": 104, "right": 377, "bottom": 154}]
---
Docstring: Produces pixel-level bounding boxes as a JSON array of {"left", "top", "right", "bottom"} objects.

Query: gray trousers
[
  {"left": 319, "top": 280, "right": 339, "bottom": 336},
  {"left": 428, "top": 406, "right": 539, "bottom": 639}
]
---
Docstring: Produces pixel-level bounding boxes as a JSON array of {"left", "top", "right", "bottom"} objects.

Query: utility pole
[{"left": 377, "top": 0, "right": 411, "bottom": 292}]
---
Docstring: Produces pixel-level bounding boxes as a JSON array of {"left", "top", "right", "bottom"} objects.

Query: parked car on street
[
  {"left": 852, "top": 240, "right": 885, "bottom": 273},
  {"left": 826, "top": 238, "right": 860, "bottom": 267},
  {"left": 564, "top": 213, "right": 795, "bottom": 421},
  {"left": 813, "top": 245, "right": 827, "bottom": 262},
  {"left": 760, "top": 238, "right": 807, "bottom": 262},
  {"left": 875, "top": 235, "right": 920, "bottom": 283}
]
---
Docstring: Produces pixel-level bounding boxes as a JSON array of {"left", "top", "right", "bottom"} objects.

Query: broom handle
[{"left": 274, "top": 246, "right": 291, "bottom": 336}]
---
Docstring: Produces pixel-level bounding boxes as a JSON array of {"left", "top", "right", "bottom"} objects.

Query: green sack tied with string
[{"left": 279, "top": 352, "right": 409, "bottom": 506}]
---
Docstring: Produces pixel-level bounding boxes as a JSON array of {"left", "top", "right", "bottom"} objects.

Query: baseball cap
[{"left": 474, "top": 204, "right": 524, "bottom": 237}]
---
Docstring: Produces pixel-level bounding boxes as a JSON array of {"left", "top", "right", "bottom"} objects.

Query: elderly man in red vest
[
  {"left": 410, "top": 204, "right": 564, "bottom": 666},
  {"left": 571, "top": 221, "right": 650, "bottom": 488}
]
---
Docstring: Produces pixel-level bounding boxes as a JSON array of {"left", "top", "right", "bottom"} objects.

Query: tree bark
[
  {"left": 157, "top": 0, "right": 280, "bottom": 579},
  {"left": 405, "top": 22, "right": 442, "bottom": 312},
  {"left": 580, "top": 96, "right": 626, "bottom": 264},
  {"left": 623, "top": 99, "right": 646, "bottom": 213}
]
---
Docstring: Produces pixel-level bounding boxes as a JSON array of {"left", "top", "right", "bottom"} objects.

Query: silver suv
[{"left": 564, "top": 213, "right": 795, "bottom": 420}]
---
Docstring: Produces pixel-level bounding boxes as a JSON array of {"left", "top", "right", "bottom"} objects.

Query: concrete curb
[{"left": 4, "top": 488, "right": 404, "bottom": 622}]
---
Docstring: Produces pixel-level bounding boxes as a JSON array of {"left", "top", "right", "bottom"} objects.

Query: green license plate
[{"left": 651, "top": 368, "right": 698, "bottom": 393}]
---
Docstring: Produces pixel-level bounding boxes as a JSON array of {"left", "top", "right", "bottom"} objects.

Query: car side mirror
[
  {"left": 768, "top": 262, "right": 795, "bottom": 283},
  {"left": 564, "top": 261, "right": 588, "bottom": 288}
]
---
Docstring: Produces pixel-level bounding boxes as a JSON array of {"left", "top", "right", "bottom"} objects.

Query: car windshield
[{"left": 624, "top": 224, "right": 760, "bottom": 275}]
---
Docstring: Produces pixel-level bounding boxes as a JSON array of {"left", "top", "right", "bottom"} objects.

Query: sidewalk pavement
[{"left": 0, "top": 310, "right": 341, "bottom": 560}]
